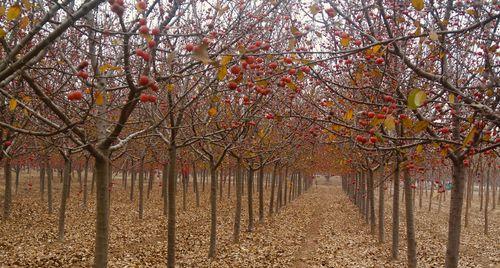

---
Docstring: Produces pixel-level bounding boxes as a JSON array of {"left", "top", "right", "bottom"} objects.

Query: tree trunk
[
  {"left": 269, "top": 163, "right": 277, "bottom": 216},
  {"left": 444, "top": 158, "right": 466, "bottom": 268},
  {"left": 40, "top": 164, "right": 45, "bottom": 201},
  {"left": 58, "top": 156, "right": 71, "bottom": 241},
  {"left": 247, "top": 168, "right": 254, "bottom": 232},
  {"left": 219, "top": 168, "right": 223, "bottom": 201},
  {"left": 83, "top": 158, "right": 89, "bottom": 208},
  {"left": 139, "top": 157, "right": 144, "bottom": 219},
  {"left": 93, "top": 154, "right": 110, "bottom": 268},
  {"left": 192, "top": 162, "right": 200, "bottom": 207},
  {"left": 392, "top": 156, "right": 400, "bottom": 260},
  {"left": 258, "top": 163, "right": 264, "bottom": 223},
  {"left": 276, "top": 167, "right": 283, "bottom": 213},
  {"left": 148, "top": 169, "right": 153, "bottom": 199},
  {"left": 208, "top": 162, "right": 217, "bottom": 258},
  {"left": 378, "top": 174, "right": 385, "bottom": 243},
  {"left": 484, "top": 164, "right": 490, "bottom": 235},
  {"left": 47, "top": 164, "right": 53, "bottom": 214},
  {"left": 3, "top": 157, "right": 12, "bottom": 220},
  {"left": 130, "top": 167, "right": 135, "bottom": 202},
  {"left": 403, "top": 163, "right": 417, "bottom": 268},
  {"left": 167, "top": 146, "right": 177, "bottom": 267},
  {"left": 162, "top": 162, "right": 168, "bottom": 215},
  {"left": 464, "top": 168, "right": 472, "bottom": 228},
  {"left": 233, "top": 157, "right": 242, "bottom": 243},
  {"left": 368, "top": 169, "right": 376, "bottom": 235}
]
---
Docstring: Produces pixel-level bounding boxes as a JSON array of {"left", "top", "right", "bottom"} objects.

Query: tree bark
[
  {"left": 392, "top": 156, "right": 400, "bottom": 260},
  {"left": 208, "top": 161, "right": 218, "bottom": 258},
  {"left": 93, "top": 154, "right": 110, "bottom": 268},
  {"left": 484, "top": 164, "right": 490, "bottom": 235},
  {"left": 403, "top": 162, "right": 417, "bottom": 268},
  {"left": 233, "top": 157, "right": 242, "bottom": 243},
  {"left": 47, "top": 164, "right": 53, "bottom": 214},
  {"left": 58, "top": 156, "right": 71, "bottom": 241},
  {"left": 258, "top": 163, "right": 264, "bottom": 223},
  {"left": 138, "top": 157, "right": 144, "bottom": 219},
  {"left": 444, "top": 158, "right": 466, "bottom": 268},
  {"left": 83, "top": 158, "right": 89, "bottom": 208},
  {"left": 247, "top": 168, "right": 254, "bottom": 232},
  {"left": 40, "top": 163, "right": 45, "bottom": 201},
  {"left": 193, "top": 162, "right": 199, "bottom": 207},
  {"left": 167, "top": 146, "right": 177, "bottom": 267},
  {"left": 269, "top": 163, "right": 277, "bottom": 216},
  {"left": 368, "top": 169, "right": 376, "bottom": 235},
  {"left": 3, "top": 157, "right": 12, "bottom": 220},
  {"left": 378, "top": 173, "right": 385, "bottom": 243}
]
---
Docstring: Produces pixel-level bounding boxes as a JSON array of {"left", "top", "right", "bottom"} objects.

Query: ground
[{"left": 0, "top": 172, "right": 499, "bottom": 267}]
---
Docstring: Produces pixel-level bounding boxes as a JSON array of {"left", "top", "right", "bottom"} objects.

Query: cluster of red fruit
[
  {"left": 139, "top": 93, "right": 157, "bottom": 103},
  {"left": 76, "top": 60, "right": 89, "bottom": 80},
  {"left": 67, "top": 90, "right": 83, "bottom": 101},
  {"left": 3, "top": 140, "right": 12, "bottom": 147},
  {"left": 355, "top": 135, "right": 378, "bottom": 144},
  {"left": 138, "top": 75, "right": 158, "bottom": 91},
  {"left": 109, "top": 0, "right": 125, "bottom": 16}
]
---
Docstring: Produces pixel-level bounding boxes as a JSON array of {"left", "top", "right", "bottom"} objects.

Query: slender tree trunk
[
  {"left": 378, "top": 173, "right": 385, "bottom": 243},
  {"left": 258, "top": 163, "right": 264, "bottom": 223},
  {"left": 479, "top": 168, "right": 484, "bottom": 211},
  {"left": 78, "top": 168, "right": 82, "bottom": 193},
  {"left": 403, "top": 163, "right": 417, "bottom": 268},
  {"left": 219, "top": 168, "right": 223, "bottom": 201},
  {"left": 233, "top": 158, "right": 242, "bottom": 243},
  {"left": 182, "top": 171, "right": 187, "bottom": 211},
  {"left": 162, "top": 162, "right": 168, "bottom": 215},
  {"left": 47, "top": 163, "right": 53, "bottom": 214},
  {"left": 247, "top": 168, "right": 254, "bottom": 232},
  {"left": 192, "top": 162, "right": 200, "bottom": 207},
  {"left": 419, "top": 178, "right": 423, "bottom": 209},
  {"left": 148, "top": 169, "right": 153, "bottom": 199},
  {"left": 91, "top": 166, "right": 96, "bottom": 195},
  {"left": 444, "top": 157, "right": 466, "bottom": 268},
  {"left": 276, "top": 168, "right": 283, "bottom": 213},
  {"left": 269, "top": 163, "right": 277, "bottom": 216},
  {"left": 368, "top": 169, "right": 376, "bottom": 235},
  {"left": 40, "top": 164, "right": 45, "bottom": 201},
  {"left": 392, "top": 156, "right": 400, "bottom": 260},
  {"left": 139, "top": 157, "right": 144, "bottom": 219},
  {"left": 83, "top": 158, "right": 89, "bottom": 208},
  {"left": 3, "top": 157, "right": 12, "bottom": 220},
  {"left": 429, "top": 170, "right": 435, "bottom": 212},
  {"left": 58, "top": 156, "right": 71, "bottom": 241},
  {"left": 14, "top": 165, "right": 20, "bottom": 195},
  {"left": 130, "top": 167, "right": 135, "bottom": 202},
  {"left": 94, "top": 154, "right": 110, "bottom": 268},
  {"left": 464, "top": 168, "right": 472, "bottom": 228},
  {"left": 208, "top": 162, "right": 218, "bottom": 258},
  {"left": 484, "top": 165, "right": 490, "bottom": 235},
  {"left": 167, "top": 146, "right": 177, "bottom": 268}
]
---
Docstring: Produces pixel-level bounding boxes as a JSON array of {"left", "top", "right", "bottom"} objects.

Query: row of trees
[{"left": 1, "top": 0, "right": 498, "bottom": 267}]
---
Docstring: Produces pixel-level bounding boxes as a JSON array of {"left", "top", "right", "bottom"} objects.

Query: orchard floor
[{"left": 0, "top": 174, "right": 498, "bottom": 267}]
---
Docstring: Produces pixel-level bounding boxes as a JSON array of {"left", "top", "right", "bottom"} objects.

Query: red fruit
[
  {"left": 139, "top": 94, "right": 149, "bottom": 102},
  {"left": 139, "top": 25, "right": 149, "bottom": 35},
  {"left": 369, "top": 136, "right": 378, "bottom": 143},
  {"left": 300, "top": 66, "right": 311, "bottom": 73},
  {"left": 283, "top": 57, "right": 293, "bottom": 64},
  {"left": 4, "top": 140, "right": 12, "bottom": 147},
  {"left": 111, "top": 3, "right": 125, "bottom": 16},
  {"left": 256, "top": 57, "right": 264, "bottom": 64},
  {"left": 67, "top": 91, "right": 83, "bottom": 101},
  {"left": 268, "top": 62, "right": 278, "bottom": 69},
  {"left": 76, "top": 70, "right": 88, "bottom": 79},
  {"left": 148, "top": 95, "right": 157, "bottom": 102},
  {"left": 325, "top": 8, "right": 335, "bottom": 17},
  {"left": 282, "top": 76, "right": 292, "bottom": 83},
  {"left": 265, "top": 113, "right": 274, "bottom": 119},
  {"left": 228, "top": 81, "right": 238, "bottom": 90},
  {"left": 355, "top": 135, "right": 367, "bottom": 143},
  {"left": 367, "top": 111, "right": 375, "bottom": 118},
  {"left": 139, "top": 75, "right": 149, "bottom": 86},
  {"left": 138, "top": 18, "right": 147, "bottom": 25},
  {"left": 288, "top": 68, "right": 297, "bottom": 75},
  {"left": 230, "top": 65, "right": 241, "bottom": 75},
  {"left": 440, "top": 127, "right": 450, "bottom": 134},
  {"left": 383, "top": 95, "right": 394, "bottom": 102},
  {"left": 151, "top": 27, "right": 160, "bottom": 35},
  {"left": 354, "top": 40, "right": 362, "bottom": 46},
  {"left": 136, "top": 1, "right": 147, "bottom": 10},
  {"left": 185, "top": 43, "right": 194, "bottom": 52},
  {"left": 77, "top": 61, "right": 89, "bottom": 70},
  {"left": 375, "top": 57, "right": 385, "bottom": 64},
  {"left": 245, "top": 56, "right": 255, "bottom": 64}
]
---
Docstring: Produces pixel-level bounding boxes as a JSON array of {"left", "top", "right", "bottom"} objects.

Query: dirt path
[{"left": 292, "top": 185, "right": 333, "bottom": 267}]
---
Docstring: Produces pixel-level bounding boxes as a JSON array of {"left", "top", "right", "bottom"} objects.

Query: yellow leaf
[
  {"left": 429, "top": 31, "right": 439, "bottom": 41},
  {"left": 448, "top": 93, "right": 455, "bottom": 104},
  {"left": 208, "top": 107, "right": 217, "bottom": 116},
  {"left": 0, "top": 6, "right": 5, "bottom": 17},
  {"left": 9, "top": 98, "right": 17, "bottom": 111},
  {"left": 344, "top": 109, "right": 353, "bottom": 121},
  {"left": 372, "top": 44, "right": 381, "bottom": 53},
  {"left": 465, "top": 9, "right": 476, "bottom": 16},
  {"left": 220, "top": 55, "right": 232, "bottom": 66},
  {"left": 309, "top": 4, "right": 320, "bottom": 15},
  {"left": 412, "top": 0, "right": 424, "bottom": 11},
  {"left": 340, "top": 37, "right": 350, "bottom": 47},
  {"left": 19, "top": 16, "right": 29, "bottom": 29},
  {"left": 95, "top": 92, "right": 104, "bottom": 105},
  {"left": 166, "top": 84, "right": 174, "bottom": 92},
  {"left": 6, "top": 4, "right": 21, "bottom": 21},
  {"left": 413, "top": 120, "right": 429, "bottom": 133},
  {"left": 416, "top": 144, "right": 423, "bottom": 154},
  {"left": 463, "top": 127, "right": 476, "bottom": 146},
  {"left": 217, "top": 65, "right": 227, "bottom": 80},
  {"left": 0, "top": 28, "right": 6, "bottom": 38},
  {"left": 384, "top": 115, "right": 395, "bottom": 131}
]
